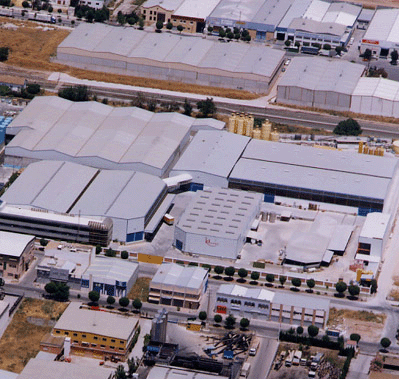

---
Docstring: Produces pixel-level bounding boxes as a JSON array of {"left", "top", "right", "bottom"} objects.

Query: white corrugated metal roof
[
  {"left": 218, "top": 284, "right": 275, "bottom": 301},
  {"left": 303, "top": 0, "right": 330, "bottom": 22},
  {"left": 174, "top": 0, "right": 220, "bottom": 19},
  {"left": 0, "top": 230, "right": 34, "bottom": 257},
  {"left": 151, "top": 263, "right": 208, "bottom": 290},
  {"left": 147, "top": 366, "right": 228, "bottom": 379},
  {"left": 142, "top": 0, "right": 184, "bottom": 10},
  {"left": 360, "top": 212, "right": 390, "bottom": 240},
  {"left": 363, "top": 8, "right": 399, "bottom": 44}
]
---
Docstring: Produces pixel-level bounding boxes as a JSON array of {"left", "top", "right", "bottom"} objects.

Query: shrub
[
  {"left": 199, "top": 311, "right": 207, "bottom": 321},
  {"left": 240, "top": 318, "right": 250, "bottom": 329},
  {"left": 119, "top": 297, "right": 130, "bottom": 308},
  {"left": 291, "top": 277, "right": 302, "bottom": 288},
  {"left": 214, "top": 266, "right": 224, "bottom": 275},
  {"left": 380, "top": 337, "right": 391, "bottom": 349},
  {"left": 107, "top": 296, "right": 115, "bottom": 306},
  {"left": 95, "top": 245, "right": 102, "bottom": 254},
  {"left": 251, "top": 271, "right": 260, "bottom": 281},
  {"left": 308, "top": 325, "right": 319, "bottom": 338},
  {"left": 105, "top": 248, "right": 116, "bottom": 257},
  {"left": 348, "top": 285, "right": 360, "bottom": 298},
  {"left": 297, "top": 326, "right": 304, "bottom": 335},
  {"left": 335, "top": 281, "right": 347, "bottom": 295},
  {"left": 225, "top": 315, "right": 236, "bottom": 329},
  {"left": 224, "top": 266, "right": 235, "bottom": 277},
  {"left": 214, "top": 314, "right": 222, "bottom": 323},
  {"left": 237, "top": 268, "right": 248, "bottom": 279},
  {"left": 121, "top": 250, "right": 129, "bottom": 259},
  {"left": 350, "top": 333, "right": 361, "bottom": 342},
  {"left": 133, "top": 298, "right": 142, "bottom": 310},
  {"left": 88, "top": 290, "right": 100, "bottom": 303},
  {"left": 279, "top": 276, "right": 287, "bottom": 286}
]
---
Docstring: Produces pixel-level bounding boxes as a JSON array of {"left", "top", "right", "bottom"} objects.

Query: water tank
[
  {"left": 261, "top": 120, "right": 272, "bottom": 140},
  {"left": 245, "top": 115, "right": 254, "bottom": 137},
  {"left": 269, "top": 212, "right": 276, "bottom": 223},
  {"left": 271, "top": 130, "right": 279, "bottom": 142},
  {"left": 261, "top": 211, "right": 268, "bottom": 221},
  {"left": 393, "top": 140, "right": 399, "bottom": 154},
  {"left": 236, "top": 115, "right": 244, "bottom": 135}
]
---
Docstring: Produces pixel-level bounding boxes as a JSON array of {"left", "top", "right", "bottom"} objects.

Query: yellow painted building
[{"left": 52, "top": 303, "right": 139, "bottom": 360}]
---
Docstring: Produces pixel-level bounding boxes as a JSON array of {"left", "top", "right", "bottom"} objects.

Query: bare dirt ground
[
  {"left": 0, "top": 298, "right": 67, "bottom": 373},
  {"left": 340, "top": 0, "right": 399, "bottom": 8},
  {"left": 327, "top": 308, "right": 386, "bottom": 342},
  {"left": 127, "top": 277, "right": 151, "bottom": 301}
]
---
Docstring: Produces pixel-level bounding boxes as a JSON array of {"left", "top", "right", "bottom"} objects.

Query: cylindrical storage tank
[
  {"left": 363, "top": 146, "right": 369, "bottom": 154},
  {"left": 269, "top": 212, "right": 276, "bottom": 223},
  {"left": 271, "top": 131, "right": 279, "bottom": 142},
  {"left": 261, "top": 120, "right": 272, "bottom": 140},
  {"left": 228, "top": 113, "right": 237, "bottom": 133},
  {"left": 237, "top": 115, "right": 244, "bottom": 135},
  {"left": 392, "top": 140, "right": 399, "bottom": 154},
  {"left": 252, "top": 128, "right": 262, "bottom": 139},
  {"left": 358, "top": 141, "right": 363, "bottom": 154},
  {"left": 261, "top": 211, "right": 268, "bottom": 221},
  {"left": 245, "top": 115, "right": 254, "bottom": 137}
]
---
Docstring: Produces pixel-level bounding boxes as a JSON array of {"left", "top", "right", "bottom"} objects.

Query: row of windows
[
  {"left": 76, "top": 341, "right": 124, "bottom": 351},
  {"left": 56, "top": 330, "right": 124, "bottom": 344}
]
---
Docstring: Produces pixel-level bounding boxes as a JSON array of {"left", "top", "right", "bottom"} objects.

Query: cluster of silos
[
  {"left": 228, "top": 113, "right": 279, "bottom": 141},
  {"left": 358, "top": 141, "right": 384, "bottom": 156},
  {"left": 260, "top": 211, "right": 276, "bottom": 223},
  {"left": 392, "top": 140, "right": 399, "bottom": 154}
]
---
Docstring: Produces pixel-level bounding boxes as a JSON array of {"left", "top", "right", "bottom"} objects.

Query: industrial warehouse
[
  {"left": 277, "top": 57, "right": 399, "bottom": 118},
  {"left": 5, "top": 96, "right": 217, "bottom": 176},
  {"left": 54, "top": 23, "right": 285, "bottom": 93},
  {"left": 170, "top": 130, "right": 399, "bottom": 215},
  {"left": 174, "top": 188, "right": 262, "bottom": 259},
  {"left": 0, "top": 161, "right": 173, "bottom": 242}
]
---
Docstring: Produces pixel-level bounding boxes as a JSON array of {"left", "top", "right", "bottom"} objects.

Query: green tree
[
  {"left": 133, "top": 298, "right": 142, "bottom": 311},
  {"left": 88, "top": 290, "right": 100, "bottom": 303},
  {"left": 371, "top": 279, "right": 378, "bottom": 294},
  {"left": 214, "top": 314, "right": 222, "bottom": 324},
  {"left": 380, "top": 337, "right": 391, "bottom": 349},
  {"left": 207, "top": 25, "right": 213, "bottom": 34},
  {"left": 237, "top": 268, "right": 248, "bottom": 280},
  {"left": 308, "top": 325, "right": 319, "bottom": 338},
  {"left": 105, "top": 248, "right": 116, "bottom": 257},
  {"left": 266, "top": 273, "right": 275, "bottom": 284},
  {"left": 251, "top": 271, "right": 260, "bottom": 281},
  {"left": 166, "top": 22, "right": 173, "bottom": 30},
  {"left": 156, "top": 20, "right": 163, "bottom": 32},
  {"left": 335, "top": 281, "right": 348, "bottom": 296},
  {"left": 45, "top": 281, "right": 57, "bottom": 295},
  {"left": 279, "top": 275, "right": 287, "bottom": 286},
  {"left": 138, "top": 17, "right": 144, "bottom": 29},
  {"left": 350, "top": 333, "right": 361, "bottom": 342},
  {"left": 121, "top": 250, "right": 129, "bottom": 259},
  {"left": 224, "top": 266, "right": 235, "bottom": 278},
  {"left": 40, "top": 238, "right": 49, "bottom": 247},
  {"left": 297, "top": 326, "right": 304, "bottom": 335},
  {"left": 117, "top": 11, "right": 126, "bottom": 25},
  {"left": 334, "top": 118, "right": 362, "bottom": 136},
  {"left": 244, "top": 35, "right": 251, "bottom": 42},
  {"left": 363, "top": 48, "right": 372, "bottom": 61},
  {"left": 95, "top": 245, "right": 102, "bottom": 255},
  {"left": 241, "top": 29, "right": 249, "bottom": 38},
  {"left": 294, "top": 41, "right": 300, "bottom": 48},
  {"left": 183, "top": 98, "right": 192, "bottom": 116},
  {"left": 284, "top": 40, "right": 291, "bottom": 47},
  {"left": 197, "top": 97, "right": 216, "bottom": 118},
  {"left": 26, "top": 83, "right": 41, "bottom": 95},
  {"left": 291, "top": 277, "right": 302, "bottom": 289},
  {"left": 177, "top": 24, "right": 183, "bottom": 33},
  {"left": 306, "top": 279, "right": 315, "bottom": 292},
  {"left": 58, "top": 85, "right": 89, "bottom": 102},
  {"left": 218, "top": 28, "right": 226, "bottom": 38},
  {"left": 48, "top": 6, "right": 53, "bottom": 12},
  {"left": 225, "top": 314, "right": 236, "bottom": 329},
  {"left": 214, "top": 266, "right": 224, "bottom": 276},
  {"left": 227, "top": 31, "right": 234, "bottom": 40},
  {"left": 335, "top": 46, "right": 344, "bottom": 55},
  {"left": 127, "top": 357, "right": 137, "bottom": 376},
  {"left": 119, "top": 297, "right": 130, "bottom": 308},
  {"left": 348, "top": 285, "right": 360, "bottom": 298},
  {"left": 234, "top": 33, "right": 240, "bottom": 40},
  {"left": 391, "top": 50, "right": 399, "bottom": 64},
  {"left": 22, "top": 1, "right": 30, "bottom": 7},
  {"left": 86, "top": 8, "right": 95, "bottom": 22},
  {"left": 107, "top": 295, "right": 115, "bottom": 306},
  {"left": 240, "top": 318, "right": 250, "bottom": 329},
  {"left": 199, "top": 311, "right": 207, "bottom": 321},
  {"left": 115, "top": 364, "right": 127, "bottom": 379},
  {"left": 323, "top": 43, "right": 331, "bottom": 50}
]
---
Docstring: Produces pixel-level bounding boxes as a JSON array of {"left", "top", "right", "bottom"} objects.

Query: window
[
  {"left": 73, "top": 340, "right": 78, "bottom": 343},
  {"left": 64, "top": 332, "right": 69, "bottom": 335},
  {"left": 91, "top": 343, "right": 97, "bottom": 347},
  {"left": 102, "top": 338, "right": 107, "bottom": 341},
  {"left": 120, "top": 340, "right": 124, "bottom": 344},
  {"left": 110, "top": 346, "right": 115, "bottom": 349},
  {"left": 111, "top": 339, "right": 116, "bottom": 343},
  {"left": 94, "top": 336, "right": 98, "bottom": 340},
  {"left": 143, "top": 9, "right": 146, "bottom": 13},
  {"left": 101, "top": 345, "right": 106, "bottom": 348},
  {"left": 82, "top": 334, "right": 87, "bottom": 338},
  {"left": 119, "top": 348, "right": 124, "bottom": 351},
  {"left": 73, "top": 333, "right": 78, "bottom": 337},
  {"left": 55, "top": 330, "right": 60, "bottom": 334},
  {"left": 150, "top": 10, "right": 152, "bottom": 14}
]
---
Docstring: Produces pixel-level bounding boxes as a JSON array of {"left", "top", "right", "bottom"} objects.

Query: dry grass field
[
  {"left": 128, "top": 277, "right": 151, "bottom": 301},
  {"left": 0, "top": 298, "right": 68, "bottom": 373},
  {"left": 0, "top": 17, "right": 260, "bottom": 100}
]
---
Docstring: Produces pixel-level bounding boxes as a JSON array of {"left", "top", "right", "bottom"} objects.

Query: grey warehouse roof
[
  {"left": 54, "top": 302, "right": 138, "bottom": 340},
  {"left": 82, "top": 257, "right": 139, "bottom": 285},
  {"left": 0, "top": 231, "right": 34, "bottom": 257},
  {"left": 278, "top": 57, "right": 365, "bottom": 95},
  {"left": 177, "top": 188, "right": 262, "bottom": 239},
  {"left": 6, "top": 96, "right": 194, "bottom": 174},
  {"left": 147, "top": 366, "right": 228, "bottom": 379},
  {"left": 151, "top": 263, "right": 208, "bottom": 290},
  {"left": 288, "top": 18, "right": 347, "bottom": 36},
  {"left": 171, "top": 130, "right": 250, "bottom": 178},
  {"left": 57, "top": 23, "right": 285, "bottom": 80},
  {"left": 363, "top": 8, "right": 399, "bottom": 44},
  {"left": 17, "top": 359, "right": 114, "bottom": 379},
  {"left": 1, "top": 160, "right": 166, "bottom": 221}
]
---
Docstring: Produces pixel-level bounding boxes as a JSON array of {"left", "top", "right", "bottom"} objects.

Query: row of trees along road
[{"left": 88, "top": 290, "right": 143, "bottom": 311}]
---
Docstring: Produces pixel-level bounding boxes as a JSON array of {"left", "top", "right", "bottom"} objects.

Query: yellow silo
[
  {"left": 261, "top": 119, "right": 272, "bottom": 140},
  {"left": 393, "top": 140, "right": 399, "bottom": 154},
  {"left": 358, "top": 141, "right": 363, "bottom": 154},
  {"left": 245, "top": 115, "right": 254, "bottom": 137},
  {"left": 228, "top": 113, "right": 237, "bottom": 133},
  {"left": 271, "top": 129, "right": 279, "bottom": 142},
  {"left": 237, "top": 114, "right": 244, "bottom": 135},
  {"left": 252, "top": 127, "right": 262, "bottom": 140}
]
